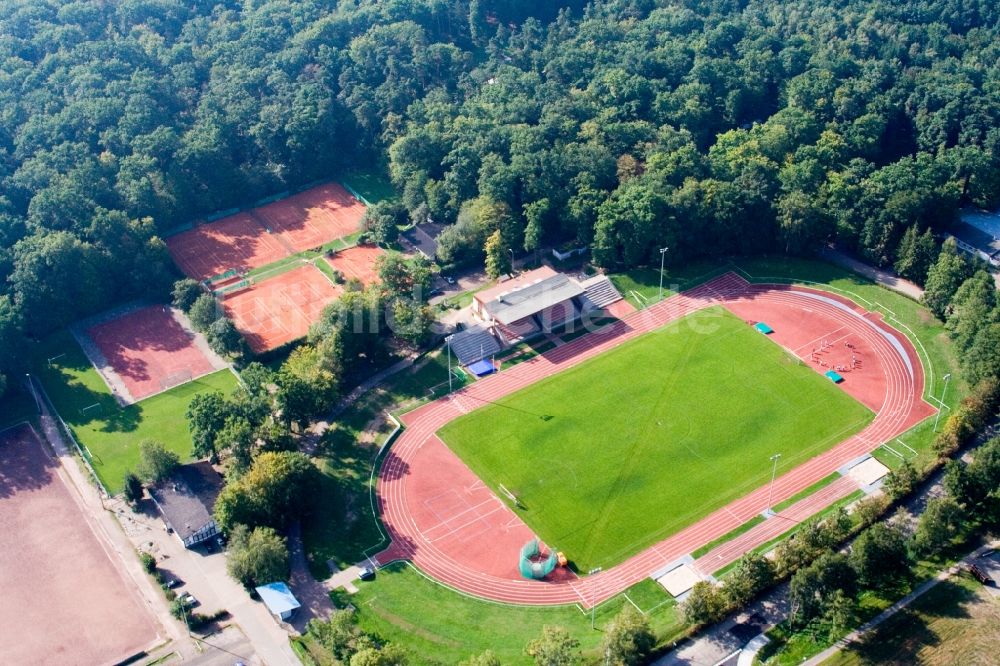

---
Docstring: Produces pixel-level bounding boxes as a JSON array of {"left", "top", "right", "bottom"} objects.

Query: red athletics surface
[
  {"left": 375, "top": 273, "right": 936, "bottom": 606},
  {"left": 323, "top": 245, "right": 385, "bottom": 287},
  {"left": 87, "top": 306, "right": 217, "bottom": 401},
  {"left": 166, "top": 182, "right": 367, "bottom": 280},
  {"left": 0, "top": 424, "right": 159, "bottom": 664},
  {"left": 166, "top": 213, "right": 288, "bottom": 281},
  {"left": 253, "top": 182, "right": 366, "bottom": 253},
  {"left": 222, "top": 264, "right": 341, "bottom": 354}
]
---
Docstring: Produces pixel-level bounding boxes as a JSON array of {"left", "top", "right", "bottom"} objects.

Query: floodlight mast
[
  {"left": 658, "top": 246, "right": 669, "bottom": 301},
  {"left": 766, "top": 453, "right": 782, "bottom": 516}
]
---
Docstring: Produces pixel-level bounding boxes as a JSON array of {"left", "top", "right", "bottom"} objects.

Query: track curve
[{"left": 374, "top": 273, "right": 934, "bottom": 606}]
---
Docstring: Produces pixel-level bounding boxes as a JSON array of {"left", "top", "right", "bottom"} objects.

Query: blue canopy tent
[
  {"left": 825, "top": 370, "right": 844, "bottom": 383},
  {"left": 467, "top": 359, "right": 495, "bottom": 376},
  {"left": 754, "top": 322, "right": 774, "bottom": 335}
]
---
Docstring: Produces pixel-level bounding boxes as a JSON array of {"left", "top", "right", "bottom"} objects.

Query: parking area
[{"left": 112, "top": 496, "right": 305, "bottom": 665}]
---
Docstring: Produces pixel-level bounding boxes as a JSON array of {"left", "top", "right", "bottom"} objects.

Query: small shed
[{"left": 256, "top": 582, "right": 301, "bottom": 621}]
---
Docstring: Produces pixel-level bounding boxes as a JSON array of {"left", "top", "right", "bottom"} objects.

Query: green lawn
[
  {"left": 614, "top": 255, "right": 962, "bottom": 471},
  {"left": 438, "top": 308, "right": 874, "bottom": 570},
  {"left": 821, "top": 576, "right": 1000, "bottom": 666},
  {"left": 314, "top": 562, "right": 684, "bottom": 665},
  {"left": 303, "top": 349, "right": 470, "bottom": 577},
  {"left": 32, "top": 330, "right": 238, "bottom": 492},
  {"left": 342, "top": 168, "right": 397, "bottom": 204}
]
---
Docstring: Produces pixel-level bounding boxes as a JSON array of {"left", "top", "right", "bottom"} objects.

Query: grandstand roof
[
  {"left": 447, "top": 325, "right": 502, "bottom": 365},
  {"left": 476, "top": 267, "right": 585, "bottom": 325}
]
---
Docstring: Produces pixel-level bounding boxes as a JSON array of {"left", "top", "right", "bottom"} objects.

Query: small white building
[{"left": 256, "top": 582, "right": 301, "bottom": 621}]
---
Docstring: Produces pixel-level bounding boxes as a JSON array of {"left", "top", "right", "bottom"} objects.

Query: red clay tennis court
[
  {"left": 166, "top": 212, "right": 288, "bottom": 280},
  {"left": 0, "top": 424, "right": 159, "bottom": 664},
  {"left": 323, "top": 244, "right": 385, "bottom": 286},
  {"left": 253, "top": 182, "right": 366, "bottom": 252},
  {"left": 85, "top": 305, "right": 225, "bottom": 403},
  {"left": 222, "top": 264, "right": 342, "bottom": 353}
]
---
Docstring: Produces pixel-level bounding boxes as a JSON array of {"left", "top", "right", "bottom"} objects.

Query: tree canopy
[{"left": 3, "top": 0, "right": 1000, "bottom": 396}]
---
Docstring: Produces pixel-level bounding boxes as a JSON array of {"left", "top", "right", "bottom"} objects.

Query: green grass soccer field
[
  {"left": 438, "top": 307, "right": 874, "bottom": 570},
  {"left": 34, "top": 330, "right": 238, "bottom": 493}
]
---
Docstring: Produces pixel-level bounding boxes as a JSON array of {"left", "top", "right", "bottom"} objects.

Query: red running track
[{"left": 374, "top": 273, "right": 935, "bottom": 606}]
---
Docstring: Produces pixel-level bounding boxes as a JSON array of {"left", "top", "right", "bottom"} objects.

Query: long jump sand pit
[
  {"left": 222, "top": 264, "right": 342, "bottom": 354},
  {"left": 0, "top": 424, "right": 158, "bottom": 664}
]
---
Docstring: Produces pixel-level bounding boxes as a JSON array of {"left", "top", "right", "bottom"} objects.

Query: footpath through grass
[
  {"left": 439, "top": 308, "right": 873, "bottom": 571},
  {"left": 31, "top": 330, "right": 238, "bottom": 492},
  {"left": 301, "top": 562, "right": 684, "bottom": 665}
]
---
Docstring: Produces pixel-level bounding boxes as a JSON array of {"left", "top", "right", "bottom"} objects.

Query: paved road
[{"left": 818, "top": 247, "right": 924, "bottom": 300}]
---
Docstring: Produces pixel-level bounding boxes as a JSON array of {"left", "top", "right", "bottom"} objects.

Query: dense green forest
[{"left": 2, "top": 0, "right": 1000, "bottom": 397}]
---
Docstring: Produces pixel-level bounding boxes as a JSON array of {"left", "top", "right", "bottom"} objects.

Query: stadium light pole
[
  {"left": 25, "top": 373, "right": 41, "bottom": 413},
  {"left": 766, "top": 453, "right": 781, "bottom": 516},
  {"left": 658, "top": 246, "right": 669, "bottom": 301},
  {"left": 933, "top": 373, "right": 952, "bottom": 432},
  {"left": 588, "top": 567, "right": 602, "bottom": 629},
  {"left": 447, "top": 336, "right": 453, "bottom": 395}
]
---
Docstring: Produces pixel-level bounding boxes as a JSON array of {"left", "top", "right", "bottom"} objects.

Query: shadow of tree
[
  {"left": 841, "top": 579, "right": 976, "bottom": 665},
  {"left": 0, "top": 425, "right": 57, "bottom": 500}
]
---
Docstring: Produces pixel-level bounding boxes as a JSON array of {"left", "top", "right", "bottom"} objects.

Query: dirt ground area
[{"left": 0, "top": 424, "right": 159, "bottom": 665}]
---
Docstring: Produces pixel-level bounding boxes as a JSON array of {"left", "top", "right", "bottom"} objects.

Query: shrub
[
  {"left": 137, "top": 439, "right": 180, "bottom": 483},
  {"left": 139, "top": 551, "right": 156, "bottom": 573},
  {"left": 123, "top": 470, "right": 144, "bottom": 504},
  {"left": 171, "top": 279, "right": 204, "bottom": 312},
  {"left": 188, "top": 293, "right": 220, "bottom": 332}
]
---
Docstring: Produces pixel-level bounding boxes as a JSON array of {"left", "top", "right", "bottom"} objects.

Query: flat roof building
[{"left": 256, "top": 582, "right": 301, "bottom": 621}]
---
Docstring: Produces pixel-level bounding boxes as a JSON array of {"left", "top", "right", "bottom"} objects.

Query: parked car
[
  {"left": 358, "top": 566, "right": 376, "bottom": 581},
  {"left": 181, "top": 593, "right": 199, "bottom": 607},
  {"left": 443, "top": 275, "right": 456, "bottom": 285}
]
